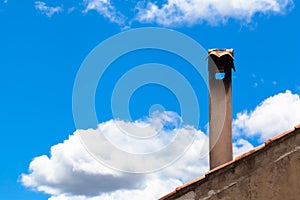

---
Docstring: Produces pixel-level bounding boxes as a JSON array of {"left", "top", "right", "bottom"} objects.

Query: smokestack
[{"left": 208, "top": 49, "right": 235, "bottom": 170}]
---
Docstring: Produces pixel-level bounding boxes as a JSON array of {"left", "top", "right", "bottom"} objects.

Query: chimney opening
[{"left": 215, "top": 72, "right": 225, "bottom": 80}]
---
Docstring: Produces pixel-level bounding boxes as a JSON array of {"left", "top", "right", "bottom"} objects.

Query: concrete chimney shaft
[{"left": 208, "top": 49, "right": 234, "bottom": 170}]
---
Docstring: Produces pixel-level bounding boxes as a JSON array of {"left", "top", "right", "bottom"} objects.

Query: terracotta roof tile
[
  {"left": 295, "top": 124, "right": 300, "bottom": 129},
  {"left": 159, "top": 176, "right": 206, "bottom": 200}
]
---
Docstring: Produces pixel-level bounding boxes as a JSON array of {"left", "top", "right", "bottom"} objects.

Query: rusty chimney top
[{"left": 208, "top": 49, "right": 234, "bottom": 170}]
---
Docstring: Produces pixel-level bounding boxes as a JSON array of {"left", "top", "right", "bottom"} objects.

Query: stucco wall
[{"left": 170, "top": 128, "right": 300, "bottom": 200}]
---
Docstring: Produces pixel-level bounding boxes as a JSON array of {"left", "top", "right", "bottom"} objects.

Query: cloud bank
[
  {"left": 21, "top": 111, "right": 252, "bottom": 200},
  {"left": 34, "top": 0, "right": 294, "bottom": 26},
  {"left": 234, "top": 90, "right": 300, "bottom": 141},
  {"left": 135, "top": 0, "right": 294, "bottom": 26},
  {"left": 21, "top": 112, "right": 208, "bottom": 199},
  {"left": 21, "top": 90, "right": 300, "bottom": 199}
]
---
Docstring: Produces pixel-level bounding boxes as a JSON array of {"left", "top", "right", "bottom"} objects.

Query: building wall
[{"left": 171, "top": 128, "right": 300, "bottom": 200}]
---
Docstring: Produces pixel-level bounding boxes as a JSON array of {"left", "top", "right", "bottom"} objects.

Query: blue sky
[{"left": 1, "top": 0, "right": 300, "bottom": 199}]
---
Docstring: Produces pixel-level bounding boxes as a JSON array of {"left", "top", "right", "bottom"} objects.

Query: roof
[{"left": 160, "top": 124, "right": 300, "bottom": 200}]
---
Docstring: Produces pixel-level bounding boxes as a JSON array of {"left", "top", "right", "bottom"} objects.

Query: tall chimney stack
[{"left": 208, "top": 49, "right": 235, "bottom": 170}]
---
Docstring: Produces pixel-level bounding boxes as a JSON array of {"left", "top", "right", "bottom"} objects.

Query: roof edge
[{"left": 159, "top": 123, "right": 300, "bottom": 200}]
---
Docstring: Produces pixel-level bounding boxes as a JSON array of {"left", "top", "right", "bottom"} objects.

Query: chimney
[{"left": 208, "top": 49, "right": 235, "bottom": 170}]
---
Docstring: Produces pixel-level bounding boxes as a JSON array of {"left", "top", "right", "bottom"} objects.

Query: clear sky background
[{"left": 1, "top": 0, "right": 300, "bottom": 199}]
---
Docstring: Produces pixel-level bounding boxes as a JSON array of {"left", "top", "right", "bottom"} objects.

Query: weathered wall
[{"left": 169, "top": 127, "right": 300, "bottom": 200}]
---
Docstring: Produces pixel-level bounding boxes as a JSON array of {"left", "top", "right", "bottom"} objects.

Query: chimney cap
[
  {"left": 208, "top": 49, "right": 234, "bottom": 59},
  {"left": 208, "top": 49, "right": 235, "bottom": 71}
]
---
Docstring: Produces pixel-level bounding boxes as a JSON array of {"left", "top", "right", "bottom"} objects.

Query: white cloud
[
  {"left": 233, "top": 90, "right": 300, "bottom": 141},
  {"left": 233, "top": 139, "right": 254, "bottom": 156},
  {"left": 33, "top": 0, "right": 294, "bottom": 26},
  {"left": 35, "top": 1, "right": 63, "bottom": 17},
  {"left": 135, "top": 0, "right": 294, "bottom": 26},
  {"left": 21, "top": 110, "right": 253, "bottom": 200},
  {"left": 83, "top": 0, "right": 126, "bottom": 25},
  {"left": 21, "top": 112, "right": 208, "bottom": 199}
]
